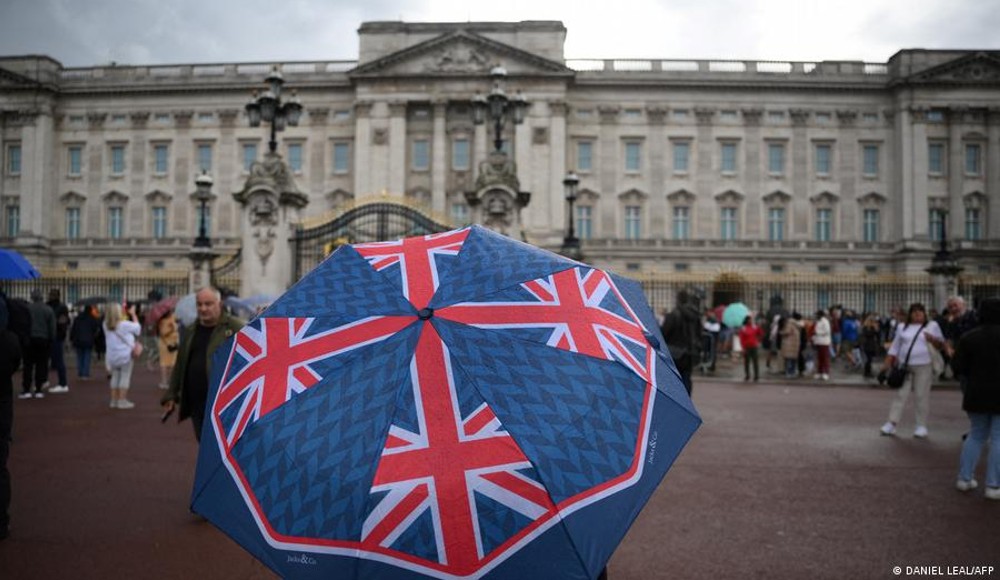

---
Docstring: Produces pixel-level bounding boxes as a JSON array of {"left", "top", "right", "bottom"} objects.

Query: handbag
[
  {"left": 887, "top": 322, "right": 927, "bottom": 389},
  {"left": 131, "top": 340, "right": 144, "bottom": 359}
]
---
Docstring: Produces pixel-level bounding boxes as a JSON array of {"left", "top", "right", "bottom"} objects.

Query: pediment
[
  {"left": 0, "top": 66, "right": 41, "bottom": 88},
  {"left": 905, "top": 52, "right": 1000, "bottom": 85},
  {"left": 59, "top": 191, "right": 86, "bottom": 205},
  {"left": 857, "top": 192, "right": 887, "bottom": 206},
  {"left": 666, "top": 189, "right": 696, "bottom": 204},
  {"left": 964, "top": 191, "right": 987, "bottom": 207},
  {"left": 809, "top": 191, "right": 840, "bottom": 205},
  {"left": 714, "top": 189, "right": 744, "bottom": 204},
  {"left": 577, "top": 188, "right": 599, "bottom": 203},
  {"left": 102, "top": 190, "right": 128, "bottom": 204},
  {"left": 350, "top": 30, "right": 574, "bottom": 78},
  {"left": 762, "top": 190, "right": 792, "bottom": 205},
  {"left": 618, "top": 188, "right": 648, "bottom": 201},
  {"left": 145, "top": 189, "right": 173, "bottom": 203},
  {"left": 927, "top": 196, "right": 948, "bottom": 210}
]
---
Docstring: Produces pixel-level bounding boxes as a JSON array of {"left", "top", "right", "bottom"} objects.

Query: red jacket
[{"left": 738, "top": 324, "right": 764, "bottom": 349}]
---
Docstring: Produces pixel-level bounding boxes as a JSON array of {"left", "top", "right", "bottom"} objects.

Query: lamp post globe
[
  {"left": 561, "top": 170, "right": 583, "bottom": 260},
  {"left": 194, "top": 172, "right": 214, "bottom": 248},
  {"left": 244, "top": 66, "right": 304, "bottom": 154}
]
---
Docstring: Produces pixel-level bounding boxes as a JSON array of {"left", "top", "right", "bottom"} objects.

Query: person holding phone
[{"left": 103, "top": 302, "right": 141, "bottom": 410}]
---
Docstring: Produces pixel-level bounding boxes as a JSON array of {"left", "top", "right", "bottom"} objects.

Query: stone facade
[{"left": 1, "top": 22, "right": 999, "bottom": 284}]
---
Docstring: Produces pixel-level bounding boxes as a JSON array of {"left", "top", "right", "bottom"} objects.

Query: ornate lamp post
[
  {"left": 189, "top": 171, "right": 217, "bottom": 291},
  {"left": 193, "top": 172, "right": 215, "bottom": 248},
  {"left": 472, "top": 65, "right": 529, "bottom": 153},
  {"left": 560, "top": 170, "right": 584, "bottom": 261},
  {"left": 927, "top": 211, "right": 963, "bottom": 310},
  {"left": 244, "top": 66, "right": 303, "bottom": 154}
]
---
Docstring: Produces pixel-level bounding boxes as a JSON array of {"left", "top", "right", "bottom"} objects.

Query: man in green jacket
[{"left": 161, "top": 287, "right": 244, "bottom": 442}]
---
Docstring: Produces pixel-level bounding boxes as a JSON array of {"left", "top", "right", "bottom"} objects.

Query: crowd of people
[{"left": 660, "top": 292, "right": 999, "bottom": 501}]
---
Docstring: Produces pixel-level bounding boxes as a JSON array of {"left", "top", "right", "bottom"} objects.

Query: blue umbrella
[
  {"left": 192, "top": 225, "right": 701, "bottom": 579},
  {"left": 0, "top": 248, "right": 40, "bottom": 280},
  {"left": 722, "top": 302, "right": 751, "bottom": 328}
]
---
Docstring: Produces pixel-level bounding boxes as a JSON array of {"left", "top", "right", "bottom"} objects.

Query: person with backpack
[
  {"left": 46, "top": 289, "right": 71, "bottom": 394},
  {"left": 19, "top": 290, "right": 55, "bottom": 399}
]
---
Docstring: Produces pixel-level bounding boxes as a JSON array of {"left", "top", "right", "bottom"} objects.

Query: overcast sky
[{"left": 1, "top": 0, "right": 998, "bottom": 67}]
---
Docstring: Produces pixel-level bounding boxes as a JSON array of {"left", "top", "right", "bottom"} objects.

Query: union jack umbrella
[{"left": 191, "top": 225, "right": 700, "bottom": 579}]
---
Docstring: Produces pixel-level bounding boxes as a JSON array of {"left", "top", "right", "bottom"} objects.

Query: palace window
[
  {"left": 624, "top": 141, "right": 642, "bottom": 173},
  {"left": 672, "top": 206, "right": 690, "bottom": 240},
  {"left": 672, "top": 141, "right": 690, "bottom": 173},
  {"left": 720, "top": 207, "right": 738, "bottom": 240},
  {"left": 966, "top": 208, "right": 982, "bottom": 241},
  {"left": 863, "top": 209, "right": 880, "bottom": 242},
  {"left": 768, "top": 207, "right": 785, "bottom": 241},
  {"left": 154, "top": 144, "right": 169, "bottom": 174},
  {"left": 152, "top": 206, "right": 168, "bottom": 239},
  {"left": 107, "top": 207, "right": 123, "bottom": 239},
  {"left": 862, "top": 144, "right": 879, "bottom": 177},
  {"left": 815, "top": 208, "right": 832, "bottom": 242},
  {"left": 68, "top": 146, "right": 82, "bottom": 176},
  {"left": 4, "top": 205, "right": 19, "bottom": 237},
  {"left": 929, "top": 208, "right": 945, "bottom": 242},
  {"left": 577, "top": 141, "right": 593, "bottom": 172},
  {"left": 110, "top": 145, "right": 126, "bottom": 174},
  {"left": 6, "top": 144, "right": 21, "bottom": 175},
  {"left": 412, "top": 139, "right": 430, "bottom": 170},
  {"left": 197, "top": 143, "right": 213, "bottom": 172},
  {"left": 576, "top": 205, "right": 592, "bottom": 240},
  {"left": 242, "top": 143, "right": 258, "bottom": 171},
  {"left": 767, "top": 142, "right": 785, "bottom": 175},
  {"left": 287, "top": 143, "right": 303, "bottom": 172},
  {"left": 928, "top": 143, "right": 945, "bottom": 175},
  {"left": 452, "top": 138, "right": 470, "bottom": 171},
  {"left": 624, "top": 205, "right": 641, "bottom": 239},
  {"left": 815, "top": 143, "right": 831, "bottom": 176},
  {"left": 965, "top": 144, "right": 982, "bottom": 176},
  {"left": 721, "top": 142, "right": 738, "bottom": 173},
  {"left": 450, "top": 202, "right": 469, "bottom": 226},
  {"left": 66, "top": 207, "right": 80, "bottom": 240},
  {"left": 332, "top": 142, "right": 350, "bottom": 174}
]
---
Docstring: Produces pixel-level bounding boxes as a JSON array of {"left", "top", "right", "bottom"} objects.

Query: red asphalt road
[{"left": 0, "top": 367, "right": 997, "bottom": 580}]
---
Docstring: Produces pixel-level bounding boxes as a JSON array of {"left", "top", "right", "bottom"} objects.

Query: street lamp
[
  {"left": 560, "top": 170, "right": 583, "bottom": 260},
  {"left": 193, "top": 171, "right": 215, "bottom": 248},
  {"left": 472, "top": 65, "right": 529, "bottom": 153},
  {"left": 244, "top": 66, "right": 303, "bottom": 154}
]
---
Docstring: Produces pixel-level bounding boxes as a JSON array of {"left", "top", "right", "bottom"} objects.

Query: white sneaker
[
  {"left": 914, "top": 426, "right": 929, "bottom": 439},
  {"left": 813, "top": 374, "right": 822, "bottom": 379},
  {"left": 17, "top": 392, "right": 32, "bottom": 400},
  {"left": 880, "top": 422, "right": 896, "bottom": 436},
  {"left": 109, "top": 400, "right": 117, "bottom": 409},
  {"left": 33, "top": 392, "right": 44, "bottom": 399},
  {"left": 956, "top": 479, "right": 978, "bottom": 492},
  {"left": 821, "top": 374, "right": 830, "bottom": 381},
  {"left": 49, "top": 385, "right": 69, "bottom": 394},
  {"left": 986, "top": 488, "right": 1000, "bottom": 501},
  {"left": 117, "top": 400, "right": 135, "bottom": 410}
]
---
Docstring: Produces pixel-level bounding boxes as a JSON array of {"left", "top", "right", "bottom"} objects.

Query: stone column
[
  {"left": 694, "top": 108, "right": 716, "bottom": 237},
  {"left": 909, "top": 107, "right": 929, "bottom": 240},
  {"left": 388, "top": 101, "right": 407, "bottom": 196},
  {"left": 431, "top": 101, "right": 447, "bottom": 213},
  {"left": 947, "top": 107, "right": 966, "bottom": 242},
  {"left": 13, "top": 109, "right": 52, "bottom": 246},
  {"left": 790, "top": 109, "right": 810, "bottom": 238},
  {"left": 987, "top": 108, "right": 1000, "bottom": 235},
  {"left": 598, "top": 106, "right": 620, "bottom": 236},
  {"left": 128, "top": 111, "right": 150, "bottom": 238},
  {"left": 354, "top": 101, "right": 373, "bottom": 196},
  {"left": 546, "top": 101, "right": 568, "bottom": 236},
  {"left": 647, "top": 106, "right": 668, "bottom": 238}
]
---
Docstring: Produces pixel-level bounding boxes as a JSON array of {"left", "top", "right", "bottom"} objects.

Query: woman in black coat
[{"left": 951, "top": 297, "right": 1000, "bottom": 500}]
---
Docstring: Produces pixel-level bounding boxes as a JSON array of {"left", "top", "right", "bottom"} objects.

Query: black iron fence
[
  {"left": 2, "top": 269, "right": 189, "bottom": 305},
  {"left": 634, "top": 272, "right": 1000, "bottom": 318}
]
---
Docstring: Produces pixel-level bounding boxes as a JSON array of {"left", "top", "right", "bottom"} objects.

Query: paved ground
[{"left": 0, "top": 362, "right": 997, "bottom": 580}]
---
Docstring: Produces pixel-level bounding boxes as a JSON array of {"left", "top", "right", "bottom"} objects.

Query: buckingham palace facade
[{"left": 1, "top": 21, "right": 999, "bottom": 305}]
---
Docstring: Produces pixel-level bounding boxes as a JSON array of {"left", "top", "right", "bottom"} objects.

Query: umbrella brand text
[
  {"left": 647, "top": 431, "right": 658, "bottom": 465},
  {"left": 286, "top": 554, "right": 317, "bottom": 565}
]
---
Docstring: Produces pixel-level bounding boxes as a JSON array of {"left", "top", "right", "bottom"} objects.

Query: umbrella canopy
[
  {"left": 722, "top": 302, "right": 751, "bottom": 328},
  {"left": 0, "top": 248, "right": 40, "bottom": 280},
  {"left": 223, "top": 296, "right": 257, "bottom": 319},
  {"left": 144, "top": 296, "right": 179, "bottom": 331},
  {"left": 175, "top": 293, "right": 197, "bottom": 326},
  {"left": 192, "top": 225, "right": 701, "bottom": 580}
]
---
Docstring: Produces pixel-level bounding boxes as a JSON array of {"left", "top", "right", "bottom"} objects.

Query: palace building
[{"left": 1, "top": 21, "right": 999, "bottom": 309}]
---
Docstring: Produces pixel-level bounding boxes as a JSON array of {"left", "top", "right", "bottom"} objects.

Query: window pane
[
  {"left": 5, "top": 206, "right": 19, "bottom": 237},
  {"left": 721, "top": 143, "right": 737, "bottom": 172},
  {"left": 197, "top": 144, "right": 212, "bottom": 172},
  {"left": 863, "top": 145, "right": 879, "bottom": 176},
  {"left": 452, "top": 139, "right": 469, "bottom": 170},
  {"left": 69, "top": 146, "right": 82, "bottom": 175},
  {"left": 288, "top": 143, "right": 302, "bottom": 172},
  {"left": 413, "top": 140, "right": 429, "bottom": 170},
  {"left": 243, "top": 143, "right": 258, "bottom": 171},
  {"left": 577, "top": 141, "right": 592, "bottom": 172},
  {"left": 815, "top": 144, "right": 831, "bottom": 174},
  {"left": 152, "top": 207, "right": 167, "bottom": 239},
  {"left": 625, "top": 205, "right": 641, "bottom": 239},
  {"left": 768, "top": 143, "right": 785, "bottom": 174},
  {"left": 111, "top": 146, "right": 125, "bottom": 174},
  {"left": 333, "top": 143, "right": 350, "bottom": 173},
  {"left": 863, "top": 209, "right": 879, "bottom": 242},
  {"left": 816, "top": 208, "right": 831, "bottom": 242},
  {"left": 197, "top": 206, "right": 212, "bottom": 236},
  {"left": 673, "top": 206, "right": 690, "bottom": 240},
  {"left": 768, "top": 208, "right": 785, "bottom": 241},
  {"left": 66, "top": 207, "right": 80, "bottom": 239},
  {"left": 928, "top": 143, "right": 944, "bottom": 174},
  {"left": 721, "top": 207, "right": 737, "bottom": 240},
  {"left": 929, "top": 209, "right": 944, "bottom": 241},
  {"left": 576, "top": 205, "right": 592, "bottom": 240},
  {"left": 966, "top": 208, "right": 981, "bottom": 241},
  {"left": 108, "top": 207, "right": 123, "bottom": 239},
  {"left": 154, "top": 145, "right": 168, "bottom": 173},
  {"left": 450, "top": 202, "right": 469, "bottom": 226},
  {"left": 965, "top": 144, "right": 981, "bottom": 175},
  {"left": 625, "top": 142, "right": 641, "bottom": 172},
  {"left": 7, "top": 145, "right": 21, "bottom": 174},
  {"left": 673, "top": 142, "right": 689, "bottom": 172}
]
